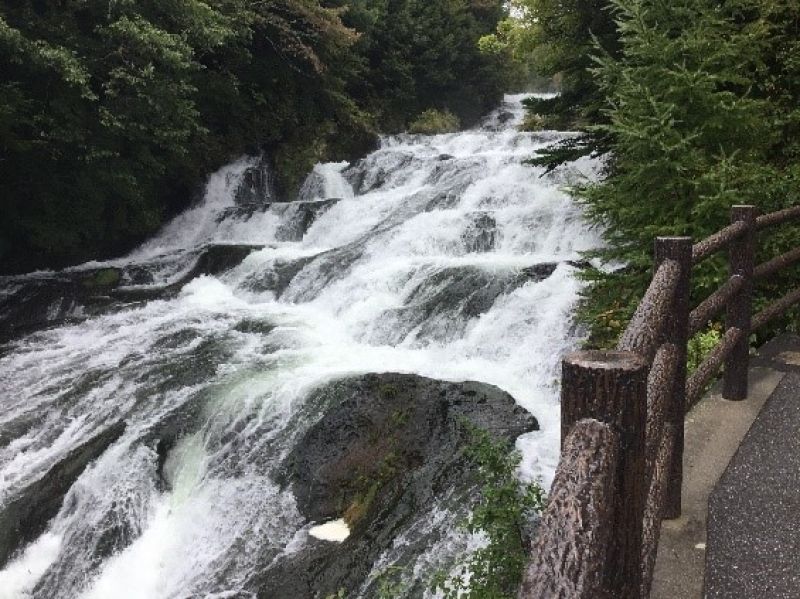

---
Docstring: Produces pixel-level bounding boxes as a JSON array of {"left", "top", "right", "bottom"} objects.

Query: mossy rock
[
  {"left": 258, "top": 373, "right": 539, "bottom": 599},
  {"left": 285, "top": 373, "right": 538, "bottom": 525},
  {"left": 81, "top": 268, "right": 121, "bottom": 289}
]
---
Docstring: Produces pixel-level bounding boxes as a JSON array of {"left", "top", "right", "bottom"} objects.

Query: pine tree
[{"left": 578, "top": 0, "right": 799, "bottom": 346}]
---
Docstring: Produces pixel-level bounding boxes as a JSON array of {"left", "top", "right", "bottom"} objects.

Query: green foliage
[
  {"left": 482, "top": 0, "right": 618, "bottom": 171},
  {"left": 0, "top": 0, "right": 360, "bottom": 272},
  {"left": 491, "top": 0, "right": 619, "bottom": 129},
  {"left": 408, "top": 109, "right": 461, "bottom": 135},
  {"left": 687, "top": 325, "right": 724, "bottom": 374},
  {"left": 334, "top": 0, "right": 510, "bottom": 132},
  {"left": 375, "top": 566, "right": 410, "bottom": 599},
  {"left": 432, "top": 426, "right": 546, "bottom": 599},
  {"left": 577, "top": 0, "right": 800, "bottom": 348},
  {"left": 1, "top": 0, "right": 513, "bottom": 274}
]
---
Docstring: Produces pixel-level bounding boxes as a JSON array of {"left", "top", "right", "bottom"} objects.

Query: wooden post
[
  {"left": 655, "top": 237, "right": 692, "bottom": 519},
  {"left": 723, "top": 205, "right": 757, "bottom": 400},
  {"left": 561, "top": 350, "right": 648, "bottom": 598},
  {"left": 520, "top": 419, "right": 618, "bottom": 599}
]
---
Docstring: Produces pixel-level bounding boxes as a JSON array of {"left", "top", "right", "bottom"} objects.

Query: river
[{"left": 0, "top": 94, "right": 600, "bottom": 598}]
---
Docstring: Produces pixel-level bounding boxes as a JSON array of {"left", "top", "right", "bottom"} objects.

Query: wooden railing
[{"left": 520, "top": 204, "right": 800, "bottom": 598}]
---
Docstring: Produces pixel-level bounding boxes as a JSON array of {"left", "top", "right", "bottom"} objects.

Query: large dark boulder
[
  {"left": 256, "top": 373, "right": 538, "bottom": 598},
  {"left": 0, "top": 421, "right": 125, "bottom": 567}
]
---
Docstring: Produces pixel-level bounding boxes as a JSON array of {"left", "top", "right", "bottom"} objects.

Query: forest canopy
[{"left": 0, "top": 0, "right": 513, "bottom": 274}]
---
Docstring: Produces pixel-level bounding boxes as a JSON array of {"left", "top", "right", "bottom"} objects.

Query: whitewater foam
[{"left": 0, "top": 94, "right": 601, "bottom": 598}]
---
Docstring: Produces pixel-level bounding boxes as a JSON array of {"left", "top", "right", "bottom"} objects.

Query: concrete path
[
  {"left": 705, "top": 360, "right": 800, "bottom": 596},
  {"left": 650, "top": 334, "right": 800, "bottom": 598}
]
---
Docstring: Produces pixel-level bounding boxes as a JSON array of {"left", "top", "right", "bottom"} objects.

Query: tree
[
  {"left": 578, "top": 0, "right": 799, "bottom": 347},
  {"left": 0, "top": 0, "right": 514, "bottom": 273},
  {"left": 482, "top": 0, "right": 618, "bottom": 128},
  {"left": 478, "top": 0, "right": 619, "bottom": 169}
]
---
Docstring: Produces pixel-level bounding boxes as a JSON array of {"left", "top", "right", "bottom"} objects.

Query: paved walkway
[
  {"left": 651, "top": 334, "right": 800, "bottom": 598},
  {"left": 706, "top": 337, "right": 800, "bottom": 598}
]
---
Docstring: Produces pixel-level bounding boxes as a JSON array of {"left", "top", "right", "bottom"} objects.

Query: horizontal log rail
[
  {"left": 756, "top": 204, "right": 800, "bottom": 230},
  {"left": 618, "top": 259, "right": 682, "bottom": 360},
  {"left": 754, "top": 246, "right": 800, "bottom": 279},
  {"left": 685, "top": 326, "right": 744, "bottom": 409},
  {"left": 691, "top": 220, "right": 747, "bottom": 263},
  {"left": 688, "top": 275, "right": 745, "bottom": 337},
  {"left": 519, "top": 419, "right": 618, "bottom": 599},
  {"left": 522, "top": 202, "right": 800, "bottom": 598},
  {"left": 752, "top": 287, "right": 800, "bottom": 331}
]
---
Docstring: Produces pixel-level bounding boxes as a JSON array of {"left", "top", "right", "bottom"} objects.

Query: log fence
[{"left": 520, "top": 204, "right": 800, "bottom": 598}]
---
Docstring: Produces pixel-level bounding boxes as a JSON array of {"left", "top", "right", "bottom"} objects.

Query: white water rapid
[{"left": 0, "top": 94, "right": 601, "bottom": 598}]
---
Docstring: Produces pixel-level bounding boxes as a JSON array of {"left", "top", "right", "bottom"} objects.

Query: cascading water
[{"left": 0, "top": 94, "right": 602, "bottom": 598}]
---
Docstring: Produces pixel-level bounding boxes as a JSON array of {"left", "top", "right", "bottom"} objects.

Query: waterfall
[{"left": 0, "top": 94, "right": 602, "bottom": 598}]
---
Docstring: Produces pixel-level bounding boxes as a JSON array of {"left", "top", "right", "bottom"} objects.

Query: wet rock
[
  {"left": 344, "top": 152, "right": 419, "bottom": 194},
  {"left": 257, "top": 373, "right": 537, "bottom": 598},
  {"left": 146, "top": 398, "right": 207, "bottom": 487},
  {"left": 238, "top": 254, "right": 319, "bottom": 298},
  {"left": 0, "top": 245, "right": 266, "bottom": 342},
  {"left": 274, "top": 199, "right": 341, "bottom": 242},
  {"left": 424, "top": 190, "right": 462, "bottom": 211},
  {"left": 132, "top": 335, "right": 239, "bottom": 486},
  {"left": 178, "top": 244, "right": 263, "bottom": 281},
  {"left": 373, "top": 263, "right": 559, "bottom": 344},
  {"left": 119, "top": 264, "right": 157, "bottom": 286},
  {"left": 296, "top": 170, "right": 329, "bottom": 202},
  {"left": 463, "top": 212, "right": 498, "bottom": 253},
  {"left": 215, "top": 203, "right": 269, "bottom": 223},
  {"left": 233, "top": 319, "right": 277, "bottom": 335},
  {"left": 424, "top": 156, "right": 484, "bottom": 187},
  {"left": 0, "top": 412, "right": 46, "bottom": 450},
  {"left": 113, "top": 244, "right": 265, "bottom": 303},
  {"left": 279, "top": 240, "right": 368, "bottom": 303},
  {"left": 286, "top": 374, "right": 537, "bottom": 521},
  {"left": 234, "top": 158, "right": 276, "bottom": 206},
  {"left": 0, "top": 267, "right": 122, "bottom": 342},
  {"left": 0, "top": 276, "right": 81, "bottom": 341},
  {"left": 31, "top": 446, "right": 159, "bottom": 598},
  {"left": 215, "top": 199, "right": 340, "bottom": 242},
  {"left": 0, "top": 421, "right": 126, "bottom": 567}
]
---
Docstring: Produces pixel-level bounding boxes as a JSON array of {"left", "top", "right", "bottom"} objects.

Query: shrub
[
  {"left": 408, "top": 109, "right": 461, "bottom": 135},
  {"left": 432, "top": 425, "right": 546, "bottom": 598},
  {"left": 687, "top": 325, "right": 724, "bottom": 375}
]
